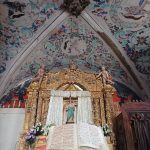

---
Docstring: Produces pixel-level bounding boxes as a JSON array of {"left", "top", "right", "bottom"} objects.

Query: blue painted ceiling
[{"left": 0, "top": 0, "right": 149, "bottom": 99}]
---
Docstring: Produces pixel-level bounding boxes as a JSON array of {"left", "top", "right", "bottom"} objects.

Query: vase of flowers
[
  {"left": 25, "top": 122, "right": 44, "bottom": 150},
  {"left": 25, "top": 127, "right": 36, "bottom": 150}
]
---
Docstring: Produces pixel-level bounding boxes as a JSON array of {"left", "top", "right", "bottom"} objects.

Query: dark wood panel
[{"left": 115, "top": 102, "right": 150, "bottom": 150}]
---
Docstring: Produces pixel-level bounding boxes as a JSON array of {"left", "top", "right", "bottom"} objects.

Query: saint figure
[{"left": 66, "top": 102, "right": 75, "bottom": 123}]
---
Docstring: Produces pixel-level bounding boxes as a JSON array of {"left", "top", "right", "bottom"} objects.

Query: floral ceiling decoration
[
  {"left": 88, "top": 0, "right": 150, "bottom": 75},
  {"left": 0, "top": 0, "right": 62, "bottom": 78},
  {"left": 0, "top": 0, "right": 149, "bottom": 99},
  {"left": 2, "top": 16, "right": 138, "bottom": 97},
  {"left": 87, "top": 0, "right": 150, "bottom": 97}
]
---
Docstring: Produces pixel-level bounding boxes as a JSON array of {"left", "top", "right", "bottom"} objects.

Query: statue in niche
[
  {"left": 96, "top": 66, "right": 113, "bottom": 85},
  {"left": 32, "top": 65, "right": 45, "bottom": 82},
  {"left": 66, "top": 102, "right": 75, "bottom": 123},
  {"left": 63, "top": 98, "right": 76, "bottom": 124}
]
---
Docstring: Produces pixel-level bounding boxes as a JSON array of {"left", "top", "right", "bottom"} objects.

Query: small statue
[
  {"left": 96, "top": 66, "right": 113, "bottom": 85},
  {"left": 32, "top": 65, "right": 45, "bottom": 82},
  {"left": 66, "top": 102, "right": 75, "bottom": 123},
  {"left": 63, "top": 99, "right": 75, "bottom": 124}
]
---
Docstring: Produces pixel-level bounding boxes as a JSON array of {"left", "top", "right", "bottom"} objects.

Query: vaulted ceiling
[{"left": 0, "top": 0, "right": 150, "bottom": 99}]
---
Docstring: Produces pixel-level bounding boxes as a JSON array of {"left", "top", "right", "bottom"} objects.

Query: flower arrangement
[
  {"left": 25, "top": 127, "right": 36, "bottom": 149},
  {"left": 35, "top": 122, "right": 44, "bottom": 136},
  {"left": 102, "top": 124, "right": 112, "bottom": 136},
  {"left": 25, "top": 122, "right": 55, "bottom": 149},
  {"left": 25, "top": 122, "right": 44, "bottom": 149}
]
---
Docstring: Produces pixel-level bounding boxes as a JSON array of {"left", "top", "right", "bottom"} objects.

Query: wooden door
[{"left": 115, "top": 102, "right": 150, "bottom": 150}]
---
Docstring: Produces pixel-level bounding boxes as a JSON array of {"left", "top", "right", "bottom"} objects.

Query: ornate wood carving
[{"left": 115, "top": 102, "right": 150, "bottom": 150}]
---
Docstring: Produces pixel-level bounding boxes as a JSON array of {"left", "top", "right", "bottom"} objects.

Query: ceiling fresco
[
  {"left": 0, "top": 0, "right": 62, "bottom": 78},
  {"left": 87, "top": 0, "right": 150, "bottom": 86},
  {"left": 0, "top": 0, "right": 149, "bottom": 99},
  {"left": 2, "top": 16, "right": 138, "bottom": 96}
]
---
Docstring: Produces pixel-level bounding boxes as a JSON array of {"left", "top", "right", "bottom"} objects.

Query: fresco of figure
[{"left": 121, "top": 0, "right": 150, "bottom": 20}]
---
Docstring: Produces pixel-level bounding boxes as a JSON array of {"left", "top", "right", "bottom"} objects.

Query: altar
[
  {"left": 18, "top": 66, "right": 116, "bottom": 150},
  {"left": 47, "top": 123, "right": 109, "bottom": 150}
]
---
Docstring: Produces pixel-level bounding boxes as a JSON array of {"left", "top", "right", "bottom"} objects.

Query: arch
[{"left": 56, "top": 82, "right": 87, "bottom": 91}]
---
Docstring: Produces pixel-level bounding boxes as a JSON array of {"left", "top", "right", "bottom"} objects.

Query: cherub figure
[
  {"left": 96, "top": 66, "right": 113, "bottom": 85},
  {"left": 32, "top": 65, "right": 45, "bottom": 82}
]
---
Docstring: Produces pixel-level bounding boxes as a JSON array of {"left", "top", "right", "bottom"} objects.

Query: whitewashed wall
[{"left": 0, "top": 108, "right": 25, "bottom": 150}]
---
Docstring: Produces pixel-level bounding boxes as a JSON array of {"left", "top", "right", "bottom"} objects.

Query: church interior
[{"left": 0, "top": 0, "right": 150, "bottom": 150}]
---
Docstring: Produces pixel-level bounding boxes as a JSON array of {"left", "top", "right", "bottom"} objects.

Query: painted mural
[
  {"left": 0, "top": 0, "right": 148, "bottom": 99},
  {"left": 0, "top": 0, "right": 62, "bottom": 77},
  {"left": 88, "top": 0, "right": 150, "bottom": 77},
  {"left": 0, "top": 79, "right": 31, "bottom": 108},
  {"left": 2, "top": 16, "right": 138, "bottom": 98},
  {"left": 113, "top": 81, "right": 142, "bottom": 114}
]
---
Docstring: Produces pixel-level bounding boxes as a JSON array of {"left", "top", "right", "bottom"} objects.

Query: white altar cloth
[{"left": 46, "top": 123, "right": 109, "bottom": 150}]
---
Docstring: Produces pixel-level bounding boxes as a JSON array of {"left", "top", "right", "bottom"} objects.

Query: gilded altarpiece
[{"left": 19, "top": 67, "right": 116, "bottom": 150}]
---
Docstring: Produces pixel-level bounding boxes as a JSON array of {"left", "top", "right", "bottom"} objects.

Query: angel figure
[
  {"left": 96, "top": 66, "right": 113, "bottom": 85},
  {"left": 32, "top": 65, "right": 45, "bottom": 82}
]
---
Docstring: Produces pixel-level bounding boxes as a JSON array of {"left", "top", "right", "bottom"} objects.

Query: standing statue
[
  {"left": 96, "top": 66, "right": 113, "bottom": 85},
  {"left": 65, "top": 101, "right": 75, "bottom": 123},
  {"left": 32, "top": 65, "right": 45, "bottom": 82}
]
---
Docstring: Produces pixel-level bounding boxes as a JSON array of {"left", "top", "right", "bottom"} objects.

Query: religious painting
[{"left": 63, "top": 97, "right": 78, "bottom": 124}]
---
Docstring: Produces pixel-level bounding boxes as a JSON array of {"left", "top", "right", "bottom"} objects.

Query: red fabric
[
  {"left": 113, "top": 92, "right": 121, "bottom": 102},
  {"left": 2, "top": 93, "right": 27, "bottom": 108},
  {"left": 20, "top": 101, "right": 25, "bottom": 108},
  {"left": 4, "top": 102, "right": 9, "bottom": 108},
  {"left": 23, "top": 95, "right": 28, "bottom": 99},
  {"left": 14, "top": 100, "right": 19, "bottom": 107},
  {"left": 9, "top": 100, "right": 15, "bottom": 108}
]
